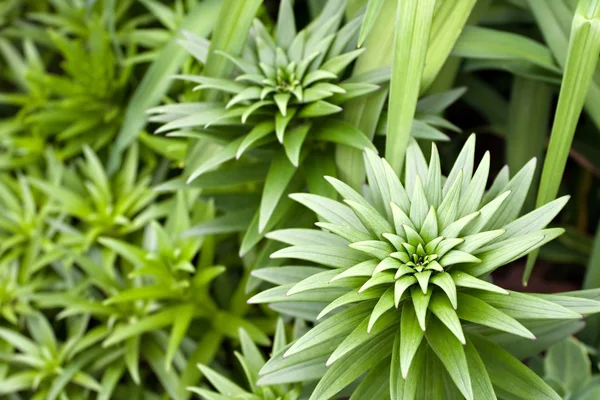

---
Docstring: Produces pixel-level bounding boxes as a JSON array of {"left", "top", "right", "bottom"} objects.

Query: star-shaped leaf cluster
[
  {"left": 149, "top": 0, "right": 380, "bottom": 170},
  {"left": 249, "top": 135, "right": 600, "bottom": 399}
]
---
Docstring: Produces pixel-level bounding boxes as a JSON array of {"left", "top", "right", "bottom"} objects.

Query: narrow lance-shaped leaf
[
  {"left": 420, "top": 0, "right": 478, "bottom": 92},
  {"left": 526, "top": 1, "right": 600, "bottom": 282},
  {"left": 385, "top": 0, "right": 436, "bottom": 173},
  {"left": 336, "top": 0, "right": 396, "bottom": 189},
  {"left": 107, "top": 0, "right": 222, "bottom": 172}
]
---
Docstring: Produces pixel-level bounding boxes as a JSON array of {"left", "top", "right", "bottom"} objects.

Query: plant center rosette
[{"left": 249, "top": 135, "right": 600, "bottom": 400}]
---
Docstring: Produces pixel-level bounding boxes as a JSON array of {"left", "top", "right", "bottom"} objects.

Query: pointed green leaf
[
  {"left": 309, "top": 328, "right": 395, "bottom": 400},
  {"left": 457, "top": 293, "right": 535, "bottom": 340},
  {"left": 470, "top": 335, "right": 561, "bottom": 400},
  {"left": 259, "top": 152, "right": 297, "bottom": 233},
  {"left": 429, "top": 294, "right": 465, "bottom": 344},
  {"left": 283, "top": 123, "right": 311, "bottom": 166},
  {"left": 430, "top": 272, "right": 457, "bottom": 309},
  {"left": 271, "top": 245, "right": 370, "bottom": 268},
  {"left": 476, "top": 291, "right": 581, "bottom": 320},
  {"left": 411, "top": 287, "right": 432, "bottom": 331},
  {"left": 399, "top": 302, "right": 424, "bottom": 379},
  {"left": 285, "top": 303, "right": 373, "bottom": 358},
  {"left": 426, "top": 318, "right": 473, "bottom": 400}
]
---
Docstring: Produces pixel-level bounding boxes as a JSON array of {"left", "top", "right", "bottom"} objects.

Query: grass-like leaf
[
  {"left": 525, "top": 0, "right": 600, "bottom": 282},
  {"left": 385, "top": 0, "right": 436, "bottom": 173}
]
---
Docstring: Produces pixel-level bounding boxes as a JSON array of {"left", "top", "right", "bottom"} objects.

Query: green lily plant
[
  {"left": 29, "top": 145, "right": 162, "bottom": 250},
  {"left": 148, "top": 0, "right": 382, "bottom": 248},
  {"left": 0, "top": 313, "right": 105, "bottom": 399},
  {"left": 29, "top": 191, "right": 271, "bottom": 399},
  {"left": 0, "top": 22, "right": 131, "bottom": 166},
  {"left": 148, "top": 0, "right": 465, "bottom": 263},
  {"left": 0, "top": 159, "right": 58, "bottom": 264},
  {"left": 0, "top": 156, "right": 64, "bottom": 325},
  {"left": 249, "top": 135, "right": 600, "bottom": 400},
  {"left": 150, "top": 0, "right": 378, "bottom": 168}
]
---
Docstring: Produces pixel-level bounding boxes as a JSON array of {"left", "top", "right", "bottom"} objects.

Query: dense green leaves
[
  {"left": 1, "top": 1, "right": 598, "bottom": 399},
  {"left": 252, "top": 137, "right": 582, "bottom": 398}
]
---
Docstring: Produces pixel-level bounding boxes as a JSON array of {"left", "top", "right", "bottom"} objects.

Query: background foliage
[{"left": 1, "top": 0, "right": 600, "bottom": 399}]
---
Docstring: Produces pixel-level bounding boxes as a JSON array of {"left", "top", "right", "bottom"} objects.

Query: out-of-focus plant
[
  {"left": 0, "top": 154, "right": 63, "bottom": 325},
  {"left": 30, "top": 190, "right": 271, "bottom": 399},
  {"left": 29, "top": 145, "right": 161, "bottom": 249},
  {"left": 150, "top": 0, "right": 378, "bottom": 169},
  {"left": 0, "top": 24, "right": 131, "bottom": 166},
  {"left": 532, "top": 337, "right": 600, "bottom": 400},
  {"left": 0, "top": 313, "right": 104, "bottom": 399},
  {"left": 190, "top": 321, "right": 305, "bottom": 400}
]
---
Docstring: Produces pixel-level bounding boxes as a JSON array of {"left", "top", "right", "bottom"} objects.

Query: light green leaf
[
  {"left": 271, "top": 244, "right": 370, "bottom": 268},
  {"left": 321, "top": 48, "right": 365, "bottom": 75},
  {"left": 309, "top": 328, "right": 395, "bottom": 400},
  {"left": 290, "top": 193, "right": 366, "bottom": 230},
  {"left": 311, "top": 119, "right": 377, "bottom": 152},
  {"left": 357, "top": 0, "right": 384, "bottom": 46},
  {"left": 298, "top": 100, "right": 342, "bottom": 118},
  {"left": 475, "top": 291, "right": 581, "bottom": 320},
  {"left": 197, "top": 364, "right": 246, "bottom": 397},
  {"left": 458, "top": 152, "right": 490, "bottom": 218},
  {"left": 327, "top": 311, "right": 397, "bottom": 366},
  {"left": 445, "top": 134, "right": 475, "bottom": 195},
  {"left": 251, "top": 266, "right": 327, "bottom": 286},
  {"left": 345, "top": 200, "right": 393, "bottom": 239},
  {"left": 400, "top": 302, "right": 424, "bottom": 379},
  {"left": 286, "top": 269, "right": 360, "bottom": 296},
  {"left": 259, "top": 152, "right": 297, "bottom": 233},
  {"left": 316, "top": 222, "right": 373, "bottom": 243},
  {"left": 267, "top": 228, "right": 348, "bottom": 247},
  {"left": 430, "top": 272, "right": 458, "bottom": 309},
  {"left": 409, "top": 176, "right": 429, "bottom": 230},
  {"left": 457, "top": 293, "right": 535, "bottom": 340},
  {"left": 532, "top": 293, "right": 600, "bottom": 316},
  {"left": 349, "top": 240, "right": 394, "bottom": 260},
  {"left": 453, "top": 26, "right": 560, "bottom": 73},
  {"left": 411, "top": 287, "right": 432, "bottom": 331},
  {"left": 165, "top": 304, "right": 194, "bottom": 370},
  {"left": 544, "top": 337, "right": 591, "bottom": 394},
  {"left": 471, "top": 335, "right": 561, "bottom": 400},
  {"left": 103, "top": 309, "right": 174, "bottom": 347},
  {"left": 385, "top": 0, "right": 436, "bottom": 173},
  {"left": 367, "top": 289, "right": 396, "bottom": 332},
  {"left": 395, "top": 275, "right": 417, "bottom": 307},
  {"left": 429, "top": 294, "right": 465, "bottom": 344},
  {"left": 484, "top": 159, "right": 537, "bottom": 231},
  {"left": 461, "top": 228, "right": 564, "bottom": 277},
  {"left": 276, "top": 0, "right": 296, "bottom": 48},
  {"left": 283, "top": 123, "right": 311, "bottom": 167},
  {"left": 318, "top": 285, "right": 384, "bottom": 320},
  {"left": 285, "top": 303, "right": 373, "bottom": 358},
  {"left": 455, "top": 268, "right": 511, "bottom": 299},
  {"left": 426, "top": 317, "right": 473, "bottom": 400},
  {"left": 464, "top": 339, "right": 497, "bottom": 400}
]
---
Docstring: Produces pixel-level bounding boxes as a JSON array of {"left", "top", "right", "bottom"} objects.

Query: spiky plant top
[
  {"left": 190, "top": 321, "right": 303, "bottom": 400},
  {"left": 249, "top": 136, "right": 600, "bottom": 400},
  {"left": 149, "top": 0, "right": 380, "bottom": 170}
]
